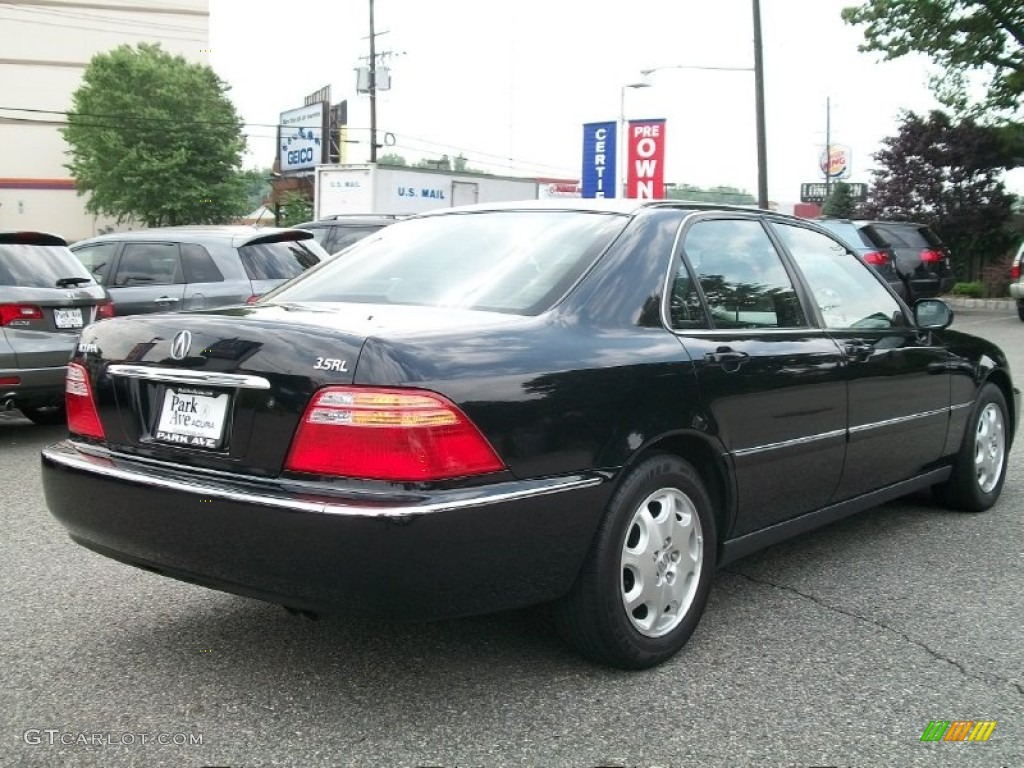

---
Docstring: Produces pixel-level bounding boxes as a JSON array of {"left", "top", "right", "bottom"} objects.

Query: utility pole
[
  {"left": 752, "top": 0, "right": 769, "bottom": 210},
  {"left": 368, "top": 0, "right": 378, "bottom": 163},
  {"left": 825, "top": 96, "right": 832, "bottom": 201}
]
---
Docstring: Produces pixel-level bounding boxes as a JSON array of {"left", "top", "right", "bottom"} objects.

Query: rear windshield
[
  {"left": 816, "top": 220, "right": 869, "bottom": 247},
  {"left": 0, "top": 244, "right": 96, "bottom": 288},
  {"left": 868, "top": 224, "right": 939, "bottom": 249},
  {"left": 268, "top": 210, "right": 629, "bottom": 315},
  {"left": 238, "top": 240, "right": 323, "bottom": 280}
]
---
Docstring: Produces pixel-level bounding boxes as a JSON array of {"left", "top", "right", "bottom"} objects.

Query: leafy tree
[
  {"left": 237, "top": 167, "right": 272, "bottom": 211},
  {"left": 63, "top": 43, "right": 248, "bottom": 227},
  {"left": 377, "top": 153, "right": 408, "bottom": 166},
  {"left": 822, "top": 181, "right": 857, "bottom": 217},
  {"left": 841, "top": 1, "right": 1024, "bottom": 116},
  {"left": 859, "top": 110, "right": 1017, "bottom": 279},
  {"left": 276, "top": 190, "right": 313, "bottom": 227}
]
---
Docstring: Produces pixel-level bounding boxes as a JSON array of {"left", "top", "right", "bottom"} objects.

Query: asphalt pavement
[{"left": 1, "top": 306, "right": 1021, "bottom": 768}]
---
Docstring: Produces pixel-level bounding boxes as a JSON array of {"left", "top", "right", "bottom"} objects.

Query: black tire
[
  {"left": 553, "top": 454, "right": 716, "bottom": 669},
  {"left": 1016, "top": 300, "right": 1024, "bottom": 322},
  {"left": 19, "top": 404, "right": 66, "bottom": 426},
  {"left": 933, "top": 383, "right": 1009, "bottom": 512}
]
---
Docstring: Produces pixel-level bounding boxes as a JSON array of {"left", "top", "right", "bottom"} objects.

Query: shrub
[{"left": 951, "top": 282, "right": 984, "bottom": 297}]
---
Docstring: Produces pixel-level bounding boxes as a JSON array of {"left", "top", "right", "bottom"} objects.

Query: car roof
[
  {"left": 408, "top": 198, "right": 793, "bottom": 220},
  {"left": 296, "top": 215, "right": 400, "bottom": 228},
  {"left": 71, "top": 225, "right": 313, "bottom": 249}
]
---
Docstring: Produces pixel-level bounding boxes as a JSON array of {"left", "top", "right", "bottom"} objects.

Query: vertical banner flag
[
  {"left": 581, "top": 122, "right": 617, "bottom": 198},
  {"left": 626, "top": 119, "right": 667, "bottom": 199}
]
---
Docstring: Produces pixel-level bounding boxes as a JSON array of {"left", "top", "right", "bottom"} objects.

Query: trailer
[{"left": 314, "top": 164, "right": 541, "bottom": 218}]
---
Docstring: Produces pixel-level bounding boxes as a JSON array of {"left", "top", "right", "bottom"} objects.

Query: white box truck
[{"left": 314, "top": 164, "right": 540, "bottom": 218}]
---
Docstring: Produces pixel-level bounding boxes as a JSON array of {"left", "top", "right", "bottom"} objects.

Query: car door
[
  {"left": 772, "top": 222, "right": 950, "bottom": 501},
  {"left": 107, "top": 241, "right": 185, "bottom": 315},
  {"left": 670, "top": 217, "right": 848, "bottom": 536}
]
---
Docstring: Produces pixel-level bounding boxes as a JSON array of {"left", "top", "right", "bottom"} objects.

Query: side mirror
[{"left": 914, "top": 298, "right": 953, "bottom": 330}]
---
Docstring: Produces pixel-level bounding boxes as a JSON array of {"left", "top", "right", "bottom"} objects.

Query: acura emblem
[{"left": 170, "top": 330, "right": 192, "bottom": 360}]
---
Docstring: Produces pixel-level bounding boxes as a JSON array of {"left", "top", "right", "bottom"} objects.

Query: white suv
[{"left": 1011, "top": 241, "right": 1024, "bottom": 322}]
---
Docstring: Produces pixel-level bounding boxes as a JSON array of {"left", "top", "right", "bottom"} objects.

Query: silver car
[
  {"left": 70, "top": 226, "right": 329, "bottom": 316},
  {"left": 1, "top": 231, "right": 112, "bottom": 424}
]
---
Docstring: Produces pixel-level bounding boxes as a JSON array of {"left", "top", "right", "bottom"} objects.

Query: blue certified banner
[{"left": 581, "top": 122, "right": 617, "bottom": 198}]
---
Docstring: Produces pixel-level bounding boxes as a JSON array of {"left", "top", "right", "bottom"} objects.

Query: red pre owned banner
[{"left": 626, "top": 119, "right": 667, "bottom": 199}]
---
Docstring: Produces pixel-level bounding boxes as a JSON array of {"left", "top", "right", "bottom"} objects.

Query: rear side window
[
  {"left": 181, "top": 243, "right": 224, "bottom": 283},
  {"left": 818, "top": 220, "right": 870, "bottom": 248},
  {"left": 0, "top": 244, "right": 95, "bottom": 288},
  {"left": 868, "top": 224, "right": 937, "bottom": 249},
  {"left": 113, "top": 242, "right": 183, "bottom": 286},
  {"left": 679, "top": 219, "right": 807, "bottom": 330},
  {"left": 329, "top": 226, "right": 385, "bottom": 254},
  {"left": 71, "top": 242, "right": 119, "bottom": 284},
  {"left": 239, "top": 240, "right": 322, "bottom": 280}
]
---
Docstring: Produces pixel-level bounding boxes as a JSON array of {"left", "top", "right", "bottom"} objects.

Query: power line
[
  {"left": 0, "top": 1, "right": 206, "bottom": 33},
  {"left": 0, "top": 12, "right": 205, "bottom": 40}
]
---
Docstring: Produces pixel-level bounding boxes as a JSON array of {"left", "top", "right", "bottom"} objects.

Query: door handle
[
  {"left": 844, "top": 341, "right": 872, "bottom": 360},
  {"left": 154, "top": 296, "right": 180, "bottom": 305},
  {"left": 704, "top": 347, "right": 750, "bottom": 367}
]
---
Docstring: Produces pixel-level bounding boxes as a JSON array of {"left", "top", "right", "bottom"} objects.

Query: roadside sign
[{"left": 800, "top": 182, "right": 867, "bottom": 203}]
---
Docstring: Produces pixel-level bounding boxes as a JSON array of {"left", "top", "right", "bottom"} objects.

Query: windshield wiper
[{"left": 55, "top": 276, "right": 92, "bottom": 287}]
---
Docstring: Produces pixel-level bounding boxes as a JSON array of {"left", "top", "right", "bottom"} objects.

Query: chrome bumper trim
[
  {"left": 42, "top": 443, "right": 604, "bottom": 518},
  {"left": 107, "top": 365, "right": 271, "bottom": 390}
]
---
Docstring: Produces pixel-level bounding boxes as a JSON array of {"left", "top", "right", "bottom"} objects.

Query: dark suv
[
  {"left": 1, "top": 231, "right": 112, "bottom": 424},
  {"left": 815, "top": 218, "right": 907, "bottom": 301},
  {"left": 295, "top": 215, "right": 400, "bottom": 256},
  {"left": 855, "top": 221, "right": 955, "bottom": 300},
  {"left": 70, "top": 226, "right": 329, "bottom": 316}
]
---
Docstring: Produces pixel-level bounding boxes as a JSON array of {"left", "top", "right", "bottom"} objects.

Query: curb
[{"left": 939, "top": 296, "right": 1017, "bottom": 311}]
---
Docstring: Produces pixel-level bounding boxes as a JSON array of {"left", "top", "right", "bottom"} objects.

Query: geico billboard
[{"left": 279, "top": 103, "right": 325, "bottom": 173}]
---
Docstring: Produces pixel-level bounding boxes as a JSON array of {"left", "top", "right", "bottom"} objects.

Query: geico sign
[{"left": 287, "top": 147, "right": 315, "bottom": 165}]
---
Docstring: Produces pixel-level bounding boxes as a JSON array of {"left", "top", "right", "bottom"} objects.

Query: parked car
[
  {"left": 294, "top": 214, "right": 400, "bottom": 256},
  {"left": 1010, "top": 240, "right": 1024, "bottom": 322},
  {"left": 1, "top": 231, "right": 112, "bottom": 424},
  {"left": 814, "top": 217, "right": 907, "bottom": 300},
  {"left": 854, "top": 220, "right": 955, "bottom": 300},
  {"left": 42, "top": 201, "right": 1018, "bottom": 669},
  {"left": 70, "top": 226, "right": 329, "bottom": 316}
]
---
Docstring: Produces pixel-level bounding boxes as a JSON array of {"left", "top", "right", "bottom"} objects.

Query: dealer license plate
[
  {"left": 155, "top": 387, "right": 230, "bottom": 449},
  {"left": 54, "top": 308, "right": 83, "bottom": 329}
]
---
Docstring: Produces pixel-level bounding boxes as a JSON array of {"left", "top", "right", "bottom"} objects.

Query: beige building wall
[{"left": 0, "top": 0, "right": 209, "bottom": 241}]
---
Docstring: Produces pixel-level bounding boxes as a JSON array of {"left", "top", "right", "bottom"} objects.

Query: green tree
[
  {"left": 377, "top": 153, "right": 408, "bottom": 166},
  {"left": 859, "top": 110, "right": 1016, "bottom": 279},
  {"left": 276, "top": 190, "right": 313, "bottom": 227},
  {"left": 62, "top": 43, "right": 248, "bottom": 227},
  {"left": 237, "top": 167, "right": 272, "bottom": 211},
  {"left": 822, "top": 181, "right": 857, "bottom": 217},
  {"left": 842, "top": 1, "right": 1024, "bottom": 116}
]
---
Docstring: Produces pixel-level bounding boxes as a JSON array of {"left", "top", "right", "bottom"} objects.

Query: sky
[{"left": 208, "top": 0, "right": 1023, "bottom": 204}]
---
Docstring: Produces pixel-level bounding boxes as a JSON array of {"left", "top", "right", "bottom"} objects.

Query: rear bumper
[
  {"left": 0, "top": 365, "right": 67, "bottom": 405},
  {"left": 41, "top": 441, "right": 611, "bottom": 620},
  {"left": 1008, "top": 282, "right": 1024, "bottom": 300}
]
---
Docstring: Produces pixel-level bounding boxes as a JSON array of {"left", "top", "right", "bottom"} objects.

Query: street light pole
[
  {"left": 619, "top": 81, "right": 649, "bottom": 198},
  {"left": 752, "top": 0, "right": 769, "bottom": 209}
]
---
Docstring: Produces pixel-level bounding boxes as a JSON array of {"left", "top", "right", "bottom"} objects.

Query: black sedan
[{"left": 41, "top": 201, "right": 1019, "bottom": 669}]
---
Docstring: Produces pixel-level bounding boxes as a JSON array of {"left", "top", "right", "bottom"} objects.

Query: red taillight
[
  {"left": 66, "top": 363, "right": 105, "bottom": 439},
  {"left": 1012, "top": 262, "right": 1021, "bottom": 280},
  {"left": 0, "top": 303, "right": 44, "bottom": 326},
  {"left": 0, "top": 376, "right": 20, "bottom": 386},
  {"left": 285, "top": 387, "right": 505, "bottom": 481},
  {"left": 920, "top": 248, "right": 944, "bottom": 264},
  {"left": 245, "top": 295, "right": 260, "bottom": 305},
  {"left": 863, "top": 251, "right": 888, "bottom": 267},
  {"left": 94, "top": 299, "right": 115, "bottom": 320}
]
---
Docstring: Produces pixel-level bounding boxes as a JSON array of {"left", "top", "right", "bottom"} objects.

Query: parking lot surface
[{"left": 1, "top": 306, "right": 1020, "bottom": 768}]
